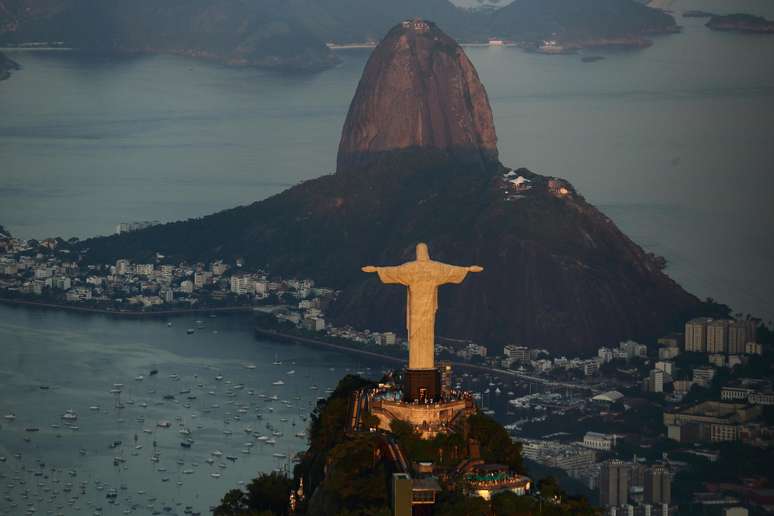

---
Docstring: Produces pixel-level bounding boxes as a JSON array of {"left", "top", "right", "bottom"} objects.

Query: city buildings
[
  {"left": 114, "top": 220, "right": 160, "bottom": 234},
  {"left": 685, "top": 317, "right": 712, "bottom": 352},
  {"left": 503, "top": 345, "right": 530, "bottom": 365},
  {"left": 664, "top": 401, "right": 762, "bottom": 443},
  {"left": 230, "top": 275, "right": 254, "bottom": 295},
  {"left": 648, "top": 369, "right": 664, "bottom": 393},
  {"left": 600, "top": 460, "right": 629, "bottom": 507},
  {"left": 582, "top": 432, "right": 617, "bottom": 451},
  {"left": 643, "top": 465, "right": 671, "bottom": 505},
  {"left": 707, "top": 319, "right": 729, "bottom": 353},
  {"left": 693, "top": 366, "right": 716, "bottom": 387},
  {"left": 685, "top": 317, "right": 760, "bottom": 358}
]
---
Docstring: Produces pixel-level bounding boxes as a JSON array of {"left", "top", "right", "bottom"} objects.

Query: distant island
[
  {"left": 0, "top": 0, "right": 679, "bottom": 71},
  {"left": 0, "top": 51, "right": 20, "bottom": 81},
  {"left": 706, "top": 13, "right": 774, "bottom": 34}
]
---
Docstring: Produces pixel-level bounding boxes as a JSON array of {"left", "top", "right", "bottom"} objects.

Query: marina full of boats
[{"left": 0, "top": 310, "right": 379, "bottom": 516}]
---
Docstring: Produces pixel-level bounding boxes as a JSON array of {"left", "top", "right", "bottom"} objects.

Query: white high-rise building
[
  {"left": 685, "top": 318, "right": 712, "bottom": 352},
  {"left": 707, "top": 319, "right": 729, "bottom": 353},
  {"left": 115, "top": 259, "right": 131, "bottom": 275},
  {"left": 504, "top": 345, "right": 530, "bottom": 364},
  {"left": 649, "top": 369, "right": 664, "bottom": 393},
  {"left": 230, "top": 275, "right": 254, "bottom": 295}
]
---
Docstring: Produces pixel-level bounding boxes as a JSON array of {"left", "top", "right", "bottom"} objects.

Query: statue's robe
[{"left": 375, "top": 260, "right": 470, "bottom": 369}]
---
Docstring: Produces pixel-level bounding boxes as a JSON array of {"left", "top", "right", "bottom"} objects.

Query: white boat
[
  {"left": 61, "top": 410, "right": 78, "bottom": 421},
  {"left": 210, "top": 473, "right": 221, "bottom": 479},
  {"left": 286, "top": 370, "right": 295, "bottom": 375},
  {"left": 272, "top": 380, "right": 285, "bottom": 386},
  {"left": 211, "top": 450, "right": 223, "bottom": 457},
  {"left": 3, "top": 413, "right": 16, "bottom": 421},
  {"left": 245, "top": 364, "right": 256, "bottom": 370},
  {"left": 272, "top": 453, "right": 287, "bottom": 458}
]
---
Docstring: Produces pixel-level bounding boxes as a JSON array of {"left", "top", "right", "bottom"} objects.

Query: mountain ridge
[{"left": 0, "top": 0, "right": 678, "bottom": 72}]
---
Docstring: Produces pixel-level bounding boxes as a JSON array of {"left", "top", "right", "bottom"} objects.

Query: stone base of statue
[
  {"left": 404, "top": 368, "right": 441, "bottom": 402},
  {"left": 370, "top": 392, "right": 477, "bottom": 440},
  {"left": 365, "top": 367, "right": 477, "bottom": 439}
]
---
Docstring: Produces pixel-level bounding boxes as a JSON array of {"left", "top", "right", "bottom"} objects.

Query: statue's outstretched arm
[
  {"left": 362, "top": 265, "right": 409, "bottom": 285},
  {"left": 439, "top": 264, "right": 483, "bottom": 284}
]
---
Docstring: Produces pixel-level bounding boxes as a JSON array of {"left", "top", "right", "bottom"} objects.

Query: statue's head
[{"left": 416, "top": 243, "right": 430, "bottom": 261}]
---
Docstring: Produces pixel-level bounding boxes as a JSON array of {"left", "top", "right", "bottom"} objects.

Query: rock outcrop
[
  {"left": 78, "top": 21, "right": 702, "bottom": 354},
  {"left": 337, "top": 20, "right": 498, "bottom": 174}
]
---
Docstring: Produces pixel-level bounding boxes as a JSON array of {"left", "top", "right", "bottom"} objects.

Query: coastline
[
  {"left": 254, "top": 327, "right": 594, "bottom": 391},
  {"left": 0, "top": 298, "right": 253, "bottom": 317}
]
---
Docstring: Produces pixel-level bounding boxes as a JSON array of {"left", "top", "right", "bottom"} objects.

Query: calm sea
[
  {"left": 0, "top": 3, "right": 772, "bottom": 314},
  {"left": 0, "top": 305, "right": 383, "bottom": 514}
]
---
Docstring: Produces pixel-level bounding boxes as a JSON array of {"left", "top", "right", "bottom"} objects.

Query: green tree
[
  {"left": 538, "top": 476, "right": 561, "bottom": 501},
  {"left": 213, "top": 472, "right": 292, "bottom": 515},
  {"left": 468, "top": 413, "right": 524, "bottom": 472},
  {"left": 325, "top": 433, "right": 389, "bottom": 511},
  {"left": 492, "top": 491, "right": 536, "bottom": 515},
  {"left": 435, "top": 492, "right": 491, "bottom": 516}
]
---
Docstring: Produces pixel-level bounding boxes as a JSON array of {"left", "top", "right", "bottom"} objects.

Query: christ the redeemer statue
[{"left": 362, "top": 243, "right": 483, "bottom": 371}]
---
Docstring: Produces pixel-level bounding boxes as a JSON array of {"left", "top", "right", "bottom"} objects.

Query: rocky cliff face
[
  {"left": 337, "top": 20, "right": 498, "bottom": 174},
  {"left": 79, "top": 21, "right": 702, "bottom": 354}
]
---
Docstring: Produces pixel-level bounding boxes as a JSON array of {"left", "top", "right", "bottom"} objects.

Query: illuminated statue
[{"left": 362, "top": 243, "right": 483, "bottom": 370}]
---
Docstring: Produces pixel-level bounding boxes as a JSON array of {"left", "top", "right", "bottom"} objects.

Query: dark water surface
[{"left": 0, "top": 305, "right": 380, "bottom": 514}]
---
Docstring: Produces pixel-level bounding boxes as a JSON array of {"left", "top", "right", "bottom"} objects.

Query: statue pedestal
[
  {"left": 404, "top": 368, "right": 441, "bottom": 402},
  {"left": 371, "top": 396, "right": 476, "bottom": 439}
]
